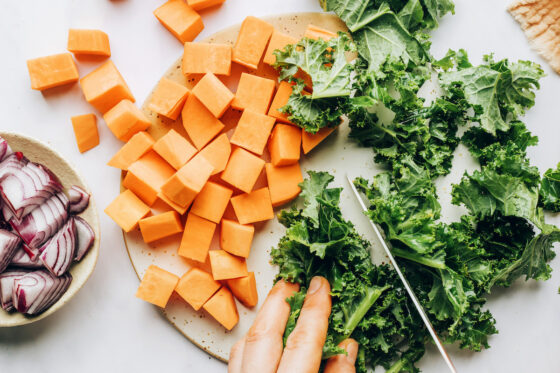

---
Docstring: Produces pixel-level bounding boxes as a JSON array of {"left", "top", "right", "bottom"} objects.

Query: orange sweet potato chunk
[
  {"left": 192, "top": 133, "right": 231, "bottom": 175},
  {"left": 135, "top": 265, "right": 179, "bottom": 308},
  {"left": 268, "top": 81, "right": 295, "bottom": 123},
  {"left": 71, "top": 114, "right": 99, "bottom": 153},
  {"left": 302, "top": 126, "right": 336, "bottom": 154},
  {"left": 233, "top": 16, "right": 274, "bottom": 69},
  {"left": 105, "top": 189, "right": 150, "bottom": 232},
  {"left": 268, "top": 123, "right": 301, "bottom": 166},
  {"left": 161, "top": 155, "right": 214, "bottom": 208},
  {"left": 107, "top": 131, "right": 155, "bottom": 170},
  {"left": 182, "top": 94, "right": 225, "bottom": 149},
  {"left": 27, "top": 53, "right": 79, "bottom": 91},
  {"left": 304, "top": 24, "right": 337, "bottom": 41},
  {"left": 265, "top": 162, "right": 303, "bottom": 207},
  {"left": 148, "top": 78, "right": 190, "bottom": 120},
  {"left": 187, "top": 0, "right": 226, "bottom": 11},
  {"left": 209, "top": 250, "right": 248, "bottom": 280},
  {"left": 231, "top": 73, "right": 276, "bottom": 114},
  {"left": 220, "top": 219, "right": 254, "bottom": 258},
  {"left": 263, "top": 31, "right": 297, "bottom": 65},
  {"left": 221, "top": 147, "right": 265, "bottom": 193},
  {"left": 124, "top": 151, "right": 176, "bottom": 206},
  {"left": 104, "top": 99, "right": 151, "bottom": 142},
  {"left": 153, "top": 129, "right": 197, "bottom": 170},
  {"left": 230, "top": 110, "right": 275, "bottom": 155},
  {"left": 192, "top": 72, "right": 234, "bottom": 118},
  {"left": 191, "top": 181, "right": 233, "bottom": 223},
  {"left": 67, "top": 29, "right": 111, "bottom": 56},
  {"left": 178, "top": 213, "right": 216, "bottom": 262},
  {"left": 154, "top": 0, "right": 204, "bottom": 43},
  {"left": 80, "top": 60, "right": 135, "bottom": 113},
  {"left": 230, "top": 187, "right": 274, "bottom": 224},
  {"left": 227, "top": 272, "right": 258, "bottom": 308},
  {"left": 182, "top": 42, "right": 232, "bottom": 76},
  {"left": 175, "top": 267, "right": 221, "bottom": 310},
  {"left": 139, "top": 211, "right": 183, "bottom": 243},
  {"left": 203, "top": 287, "right": 239, "bottom": 330}
]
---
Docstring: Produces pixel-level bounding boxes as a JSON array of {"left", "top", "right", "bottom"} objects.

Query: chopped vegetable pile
[
  {"left": 0, "top": 136, "right": 95, "bottom": 315},
  {"left": 269, "top": 0, "right": 560, "bottom": 371}
]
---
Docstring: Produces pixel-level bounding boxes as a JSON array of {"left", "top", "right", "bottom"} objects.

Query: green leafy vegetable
[{"left": 540, "top": 163, "right": 560, "bottom": 212}]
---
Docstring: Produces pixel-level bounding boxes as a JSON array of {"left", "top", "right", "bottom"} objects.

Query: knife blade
[{"left": 346, "top": 174, "right": 458, "bottom": 373}]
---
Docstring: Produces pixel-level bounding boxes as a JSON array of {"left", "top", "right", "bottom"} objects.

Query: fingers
[
  {"left": 324, "top": 339, "right": 359, "bottom": 373},
  {"left": 240, "top": 280, "right": 300, "bottom": 373},
  {"left": 277, "top": 276, "right": 332, "bottom": 373},
  {"left": 228, "top": 337, "right": 245, "bottom": 373}
]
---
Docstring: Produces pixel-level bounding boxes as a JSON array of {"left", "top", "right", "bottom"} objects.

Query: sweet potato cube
[
  {"left": 135, "top": 265, "right": 179, "bottom": 308},
  {"left": 161, "top": 155, "right": 214, "bottom": 208},
  {"left": 157, "top": 191, "right": 189, "bottom": 215},
  {"left": 80, "top": 60, "right": 135, "bottom": 113},
  {"left": 175, "top": 267, "right": 221, "bottom": 310},
  {"left": 67, "top": 29, "right": 111, "bottom": 56},
  {"left": 203, "top": 287, "right": 239, "bottom": 330},
  {"left": 104, "top": 100, "right": 151, "bottom": 142},
  {"left": 191, "top": 182, "right": 233, "bottom": 223},
  {"left": 268, "top": 81, "right": 295, "bottom": 123},
  {"left": 104, "top": 189, "right": 150, "bottom": 232},
  {"left": 148, "top": 78, "right": 190, "bottom": 120},
  {"left": 192, "top": 133, "right": 231, "bottom": 175},
  {"left": 153, "top": 129, "right": 197, "bottom": 170},
  {"left": 304, "top": 24, "right": 337, "bottom": 41},
  {"left": 220, "top": 219, "right": 254, "bottom": 258},
  {"left": 221, "top": 148, "right": 265, "bottom": 193},
  {"left": 265, "top": 163, "right": 303, "bottom": 207},
  {"left": 182, "top": 94, "right": 225, "bottom": 149},
  {"left": 139, "top": 211, "right": 183, "bottom": 243},
  {"left": 182, "top": 42, "right": 232, "bottom": 76},
  {"left": 231, "top": 73, "right": 276, "bottom": 114},
  {"left": 263, "top": 31, "right": 297, "bottom": 65},
  {"left": 230, "top": 187, "right": 274, "bottom": 224},
  {"left": 124, "top": 151, "right": 176, "bottom": 205},
  {"left": 209, "top": 250, "right": 248, "bottom": 280},
  {"left": 302, "top": 126, "right": 336, "bottom": 154},
  {"left": 154, "top": 0, "right": 204, "bottom": 43},
  {"left": 178, "top": 213, "right": 216, "bottom": 262},
  {"left": 187, "top": 0, "right": 225, "bottom": 11},
  {"left": 227, "top": 272, "right": 258, "bottom": 308},
  {"left": 27, "top": 53, "right": 79, "bottom": 91},
  {"left": 269, "top": 124, "right": 301, "bottom": 166},
  {"left": 230, "top": 110, "right": 275, "bottom": 155},
  {"left": 192, "top": 72, "right": 234, "bottom": 118},
  {"left": 107, "top": 131, "right": 155, "bottom": 170},
  {"left": 71, "top": 114, "right": 99, "bottom": 153},
  {"left": 232, "top": 16, "right": 274, "bottom": 69}
]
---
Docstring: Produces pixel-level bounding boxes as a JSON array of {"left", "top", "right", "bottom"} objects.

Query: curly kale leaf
[{"left": 540, "top": 163, "right": 560, "bottom": 212}]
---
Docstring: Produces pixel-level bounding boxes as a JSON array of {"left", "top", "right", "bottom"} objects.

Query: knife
[{"left": 346, "top": 174, "right": 458, "bottom": 373}]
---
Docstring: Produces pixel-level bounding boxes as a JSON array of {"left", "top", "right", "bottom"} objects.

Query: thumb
[{"left": 324, "top": 338, "right": 359, "bottom": 373}]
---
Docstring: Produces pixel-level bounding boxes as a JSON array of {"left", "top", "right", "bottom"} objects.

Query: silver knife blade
[{"left": 346, "top": 174, "right": 457, "bottom": 373}]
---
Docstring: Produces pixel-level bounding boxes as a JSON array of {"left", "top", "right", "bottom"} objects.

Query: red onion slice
[
  {"left": 12, "top": 269, "right": 71, "bottom": 315},
  {"left": 0, "top": 270, "right": 27, "bottom": 311},
  {"left": 10, "top": 246, "right": 43, "bottom": 268},
  {"left": 68, "top": 185, "right": 90, "bottom": 214},
  {"left": 73, "top": 216, "right": 94, "bottom": 261},
  {"left": 0, "top": 137, "right": 12, "bottom": 162},
  {"left": 0, "top": 229, "right": 21, "bottom": 273},
  {"left": 39, "top": 219, "right": 75, "bottom": 277}
]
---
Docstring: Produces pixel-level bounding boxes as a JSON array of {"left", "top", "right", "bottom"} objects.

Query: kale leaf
[{"left": 540, "top": 163, "right": 560, "bottom": 212}]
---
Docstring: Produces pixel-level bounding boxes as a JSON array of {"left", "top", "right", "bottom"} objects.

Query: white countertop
[{"left": 0, "top": 0, "right": 559, "bottom": 372}]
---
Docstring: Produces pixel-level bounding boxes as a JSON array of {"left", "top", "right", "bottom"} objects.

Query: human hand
[{"left": 228, "top": 276, "right": 359, "bottom": 373}]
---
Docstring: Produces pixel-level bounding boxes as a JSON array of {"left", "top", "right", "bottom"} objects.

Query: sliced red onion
[
  {"left": 0, "top": 137, "right": 12, "bottom": 162},
  {"left": 0, "top": 270, "right": 27, "bottom": 311},
  {"left": 12, "top": 269, "right": 71, "bottom": 315},
  {"left": 0, "top": 229, "right": 21, "bottom": 273},
  {"left": 10, "top": 246, "right": 43, "bottom": 268},
  {"left": 10, "top": 192, "right": 69, "bottom": 250},
  {"left": 0, "top": 156, "right": 63, "bottom": 221},
  {"left": 73, "top": 216, "right": 94, "bottom": 261},
  {"left": 39, "top": 219, "right": 75, "bottom": 277},
  {"left": 68, "top": 185, "right": 90, "bottom": 214}
]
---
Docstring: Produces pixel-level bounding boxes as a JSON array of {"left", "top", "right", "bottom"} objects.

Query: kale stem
[{"left": 392, "top": 248, "right": 447, "bottom": 269}]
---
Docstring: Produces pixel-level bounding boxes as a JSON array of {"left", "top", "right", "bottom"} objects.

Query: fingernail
[
  {"left": 307, "top": 276, "right": 323, "bottom": 295},
  {"left": 345, "top": 340, "right": 359, "bottom": 364}
]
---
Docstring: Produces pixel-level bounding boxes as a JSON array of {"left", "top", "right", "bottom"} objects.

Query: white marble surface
[{"left": 0, "top": 0, "right": 559, "bottom": 372}]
